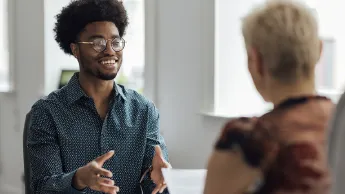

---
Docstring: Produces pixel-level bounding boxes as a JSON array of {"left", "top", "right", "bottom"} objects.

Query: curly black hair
[{"left": 53, "top": 0, "right": 129, "bottom": 55}]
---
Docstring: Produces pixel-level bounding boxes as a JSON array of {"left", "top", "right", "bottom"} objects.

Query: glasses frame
[{"left": 78, "top": 37, "right": 126, "bottom": 53}]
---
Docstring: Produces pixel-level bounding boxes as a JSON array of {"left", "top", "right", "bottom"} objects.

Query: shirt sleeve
[
  {"left": 27, "top": 104, "right": 86, "bottom": 194},
  {"left": 140, "top": 102, "right": 170, "bottom": 194}
]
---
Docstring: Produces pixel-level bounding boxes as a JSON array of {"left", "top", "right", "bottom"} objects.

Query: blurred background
[{"left": 0, "top": 0, "right": 344, "bottom": 193}]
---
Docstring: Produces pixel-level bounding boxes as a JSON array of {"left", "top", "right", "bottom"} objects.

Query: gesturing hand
[
  {"left": 151, "top": 145, "right": 171, "bottom": 194},
  {"left": 73, "top": 150, "right": 119, "bottom": 194}
]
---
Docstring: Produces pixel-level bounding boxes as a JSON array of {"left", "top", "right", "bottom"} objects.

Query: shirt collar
[
  {"left": 65, "top": 72, "right": 127, "bottom": 104},
  {"left": 114, "top": 82, "right": 127, "bottom": 100}
]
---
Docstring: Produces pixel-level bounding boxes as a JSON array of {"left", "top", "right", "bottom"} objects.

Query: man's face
[{"left": 72, "top": 21, "right": 123, "bottom": 80}]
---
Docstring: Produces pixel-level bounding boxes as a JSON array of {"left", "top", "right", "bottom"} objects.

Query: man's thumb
[
  {"left": 154, "top": 145, "right": 163, "bottom": 158},
  {"left": 95, "top": 150, "right": 115, "bottom": 164}
]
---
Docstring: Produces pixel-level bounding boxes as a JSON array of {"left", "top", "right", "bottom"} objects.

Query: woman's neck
[{"left": 269, "top": 79, "right": 316, "bottom": 107}]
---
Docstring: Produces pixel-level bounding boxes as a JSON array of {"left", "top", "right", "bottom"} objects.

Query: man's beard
[
  {"left": 80, "top": 58, "right": 118, "bottom": 80},
  {"left": 97, "top": 71, "right": 117, "bottom": 80}
]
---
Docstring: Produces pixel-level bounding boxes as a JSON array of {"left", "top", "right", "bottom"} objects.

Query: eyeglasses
[{"left": 78, "top": 37, "right": 126, "bottom": 53}]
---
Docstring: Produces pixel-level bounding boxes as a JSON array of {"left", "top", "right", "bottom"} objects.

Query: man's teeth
[{"left": 101, "top": 60, "right": 116, "bottom": 66}]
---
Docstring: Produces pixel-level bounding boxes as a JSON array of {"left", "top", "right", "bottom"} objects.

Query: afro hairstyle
[{"left": 53, "top": 0, "right": 129, "bottom": 55}]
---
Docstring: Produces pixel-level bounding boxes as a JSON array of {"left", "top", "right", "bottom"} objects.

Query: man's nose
[{"left": 103, "top": 40, "right": 116, "bottom": 55}]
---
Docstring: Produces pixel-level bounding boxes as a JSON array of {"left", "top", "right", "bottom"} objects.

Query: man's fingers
[
  {"left": 94, "top": 150, "right": 115, "bottom": 165},
  {"left": 97, "top": 177, "right": 115, "bottom": 185},
  {"left": 89, "top": 161, "right": 113, "bottom": 177},
  {"left": 159, "top": 184, "right": 167, "bottom": 193},
  {"left": 98, "top": 183, "right": 119, "bottom": 194},
  {"left": 162, "top": 161, "right": 172, "bottom": 168},
  {"left": 96, "top": 168, "right": 113, "bottom": 178},
  {"left": 151, "top": 181, "right": 167, "bottom": 194},
  {"left": 152, "top": 184, "right": 162, "bottom": 194}
]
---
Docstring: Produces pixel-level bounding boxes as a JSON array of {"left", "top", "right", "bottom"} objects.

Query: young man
[
  {"left": 204, "top": 1, "right": 331, "bottom": 194},
  {"left": 27, "top": 0, "right": 170, "bottom": 193}
]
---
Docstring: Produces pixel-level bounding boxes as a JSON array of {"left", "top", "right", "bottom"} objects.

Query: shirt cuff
[{"left": 65, "top": 170, "right": 88, "bottom": 194}]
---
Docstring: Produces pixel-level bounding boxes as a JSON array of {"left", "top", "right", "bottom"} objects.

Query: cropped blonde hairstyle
[{"left": 242, "top": 0, "right": 320, "bottom": 83}]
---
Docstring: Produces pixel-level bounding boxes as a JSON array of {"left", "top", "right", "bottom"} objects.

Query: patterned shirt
[{"left": 27, "top": 73, "right": 169, "bottom": 194}]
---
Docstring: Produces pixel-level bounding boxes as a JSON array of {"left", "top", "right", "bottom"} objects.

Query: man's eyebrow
[
  {"left": 87, "top": 35, "right": 120, "bottom": 40},
  {"left": 87, "top": 35, "right": 104, "bottom": 40},
  {"left": 111, "top": 35, "right": 121, "bottom": 39}
]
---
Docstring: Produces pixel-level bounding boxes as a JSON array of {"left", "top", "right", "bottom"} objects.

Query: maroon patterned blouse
[{"left": 215, "top": 96, "right": 334, "bottom": 193}]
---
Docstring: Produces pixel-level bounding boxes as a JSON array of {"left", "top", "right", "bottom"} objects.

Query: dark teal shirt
[{"left": 27, "top": 73, "right": 169, "bottom": 194}]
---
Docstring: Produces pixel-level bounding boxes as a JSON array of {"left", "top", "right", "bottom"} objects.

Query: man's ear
[{"left": 70, "top": 43, "right": 79, "bottom": 58}]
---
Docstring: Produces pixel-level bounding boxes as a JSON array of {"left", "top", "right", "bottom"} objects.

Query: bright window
[
  {"left": 215, "top": 0, "right": 269, "bottom": 117},
  {"left": 116, "top": 0, "right": 145, "bottom": 93},
  {"left": 214, "top": 0, "right": 344, "bottom": 117},
  {"left": 310, "top": 0, "right": 345, "bottom": 102},
  {"left": 0, "top": 0, "right": 10, "bottom": 92}
]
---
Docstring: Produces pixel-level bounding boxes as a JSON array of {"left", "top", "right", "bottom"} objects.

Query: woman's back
[
  {"left": 205, "top": 96, "right": 333, "bottom": 194},
  {"left": 256, "top": 96, "right": 333, "bottom": 193}
]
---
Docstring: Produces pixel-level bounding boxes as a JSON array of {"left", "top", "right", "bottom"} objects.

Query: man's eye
[
  {"left": 93, "top": 39, "right": 105, "bottom": 45},
  {"left": 94, "top": 42, "right": 103, "bottom": 46}
]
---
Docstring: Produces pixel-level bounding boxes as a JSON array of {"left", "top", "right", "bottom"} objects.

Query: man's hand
[
  {"left": 151, "top": 145, "right": 171, "bottom": 194},
  {"left": 73, "top": 150, "right": 119, "bottom": 194}
]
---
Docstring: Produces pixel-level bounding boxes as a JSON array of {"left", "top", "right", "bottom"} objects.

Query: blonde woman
[{"left": 204, "top": 1, "right": 332, "bottom": 194}]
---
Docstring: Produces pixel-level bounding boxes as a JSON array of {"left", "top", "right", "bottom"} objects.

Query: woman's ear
[
  {"left": 248, "top": 47, "right": 264, "bottom": 77},
  {"left": 318, "top": 39, "right": 323, "bottom": 62}
]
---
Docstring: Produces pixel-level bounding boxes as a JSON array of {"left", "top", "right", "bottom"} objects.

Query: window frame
[
  {"left": 0, "top": 0, "right": 15, "bottom": 93},
  {"left": 143, "top": 0, "right": 159, "bottom": 104}
]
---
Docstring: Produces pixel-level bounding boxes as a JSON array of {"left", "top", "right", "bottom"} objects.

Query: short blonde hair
[{"left": 242, "top": 0, "right": 320, "bottom": 82}]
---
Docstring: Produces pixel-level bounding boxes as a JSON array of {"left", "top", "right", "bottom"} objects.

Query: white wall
[
  {"left": 0, "top": 0, "right": 45, "bottom": 193},
  {"left": 44, "top": 0, "right": 78, "bottom": 94},
  {"left": 0, "top": 0, "right": 228, "bottom": 193},
  {"left": 151, "top": 0, "right": 226, "bottom": 168}
]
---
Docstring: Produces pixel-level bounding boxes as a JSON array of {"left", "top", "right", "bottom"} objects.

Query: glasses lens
[
  {"left": 92, "top": 38, "right": 106, "bottom": 52},
  {"left": 112, "top": 38, "right": 125, "bottom": 51}
]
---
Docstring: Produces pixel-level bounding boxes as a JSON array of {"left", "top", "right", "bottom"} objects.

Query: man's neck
[
  {"left": 78, "top": 73, "right": 114, "bottom": 104},
  {"left": 269, "top": 78, "right": 316, "bottom": 107}
]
